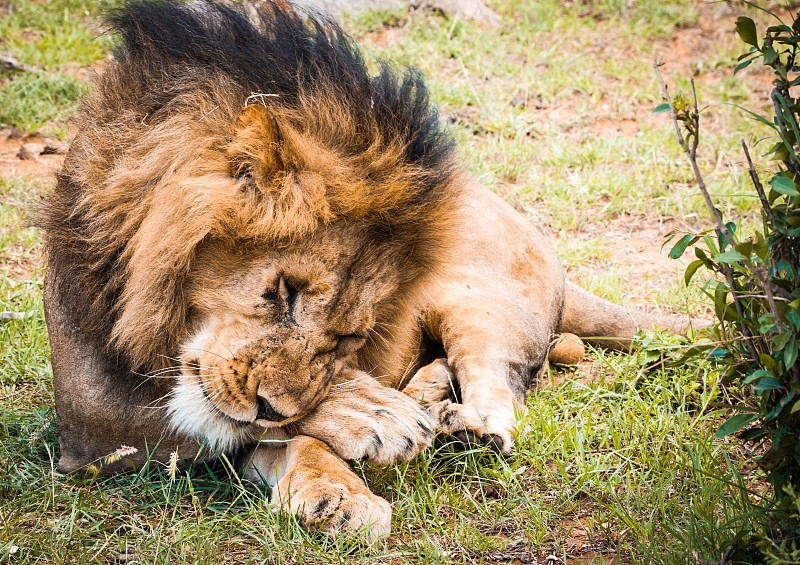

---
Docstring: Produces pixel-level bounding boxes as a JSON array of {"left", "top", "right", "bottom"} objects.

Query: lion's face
[{"left": 167, "top": 224, "right": 408, "bottom": 449}]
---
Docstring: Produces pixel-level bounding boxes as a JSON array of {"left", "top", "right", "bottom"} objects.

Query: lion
[{"left": 40, "top": 0, "right": 695, "bottom": 541}]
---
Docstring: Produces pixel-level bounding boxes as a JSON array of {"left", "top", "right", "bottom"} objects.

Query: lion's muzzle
[{"left": 186, "top": 332, "right": 337, "bottom": 427}]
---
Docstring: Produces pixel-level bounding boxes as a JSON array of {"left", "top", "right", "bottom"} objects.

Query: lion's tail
[{"left": 560, "top": 281, "right": 704, "bottom": 352}]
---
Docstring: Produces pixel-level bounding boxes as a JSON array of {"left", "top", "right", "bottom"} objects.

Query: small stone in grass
[{"left": 17, "top": 142, "right": 44, "bottom": 160}]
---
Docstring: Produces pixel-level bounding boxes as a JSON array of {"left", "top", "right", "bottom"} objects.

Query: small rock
[
  {"left": 17, "top": 142, "right": 44, "bottom": 160},
  {"left": 43, "top": 140, "right": 69, "bottom": 155}
]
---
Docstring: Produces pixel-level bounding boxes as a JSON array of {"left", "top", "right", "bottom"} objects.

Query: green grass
[
  {"left": 0, "top": 0, "right": 106, "bottom": 133},
  {"left": 0, "top": 0, "right": 108, "bottom": 68},
  {"left": 2, "top": 0, "right": 798, "bottom": 563},
  {"left": 0, "top": 72, "right": 89, "bottom": 133}
]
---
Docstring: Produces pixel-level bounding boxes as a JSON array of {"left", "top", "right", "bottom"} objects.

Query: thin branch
[
  {"left": 654, "top": 61, "right": 737, "bottom": 249},
  {"left": 740, "top": 141, "right": 788, "bottom": 331},
  {"left": 722, "top": 265, "right": 761, "bottom": 360},
  {"left": 690, "top": 79, "right": 700, "bottom": 156},
  {"left": 0, "top": 53, "right": 38, "bottom": 73},
  {"left": 741, "top": 140, "right": 778, "bottom": 229},
  {"left": 654, "top": 62, "right": 769, "bottom": 353},
  {"left": 653, "top": 61, "right": 686, "bottom": 149}
]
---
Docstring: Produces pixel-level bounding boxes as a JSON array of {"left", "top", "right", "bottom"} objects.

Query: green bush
[{"left": 657, "top": 5, "right": 800, "bottom": 562}]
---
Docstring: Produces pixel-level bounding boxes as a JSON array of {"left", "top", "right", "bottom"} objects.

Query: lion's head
[{"left": 41, "top": 0, "right": 459, "bottom": 451}]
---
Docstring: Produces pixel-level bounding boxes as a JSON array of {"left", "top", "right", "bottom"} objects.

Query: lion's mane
[{"left": 40, "top": 0, "right": 458, "bottom": 370}]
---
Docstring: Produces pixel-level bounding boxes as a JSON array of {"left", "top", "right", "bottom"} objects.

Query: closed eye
[
  {"left": 337, "top": 333, "right": 368, "bottom": 350},
  {"left": 339, "top": 333, "right": 368, "bottom": 340}
]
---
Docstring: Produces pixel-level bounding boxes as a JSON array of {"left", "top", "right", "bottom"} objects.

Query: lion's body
[{"left": 41, "top": 0, "right": 693, "bottom": 538}]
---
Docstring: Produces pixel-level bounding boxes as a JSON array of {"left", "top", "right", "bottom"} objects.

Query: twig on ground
[
  {"left": 1, "top": 53, "right": 38, "bottom": 73},
  {"left": 1, "top": 311, "right": 35, "bottom": 321},
  {"left": 720, "top": 544, "right": 736, "bottom": 565}
]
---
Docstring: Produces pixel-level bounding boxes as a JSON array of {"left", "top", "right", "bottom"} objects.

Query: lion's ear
[{"left": 229, "top": 104, "right": 283, "bottom": 179}]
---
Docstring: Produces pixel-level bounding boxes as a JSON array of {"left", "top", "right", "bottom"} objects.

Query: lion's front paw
[
  {"left": 271, "top": 447, "right": 391, "bottom": 542},
  {"left": 296, "top": 373, "right": 436, "bottom": 465},
  {"left": 429, "top": 399, "right": 524, "bottom": 455},
  {"left": 401, "top": 358, "right": 456, "bottom": 407}
]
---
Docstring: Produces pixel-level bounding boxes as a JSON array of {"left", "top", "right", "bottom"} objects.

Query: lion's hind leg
[{"left": 243, "top": 435, "right": 392, "bottom": 542}]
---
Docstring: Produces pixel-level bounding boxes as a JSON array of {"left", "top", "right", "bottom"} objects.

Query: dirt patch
[
  {"left": 0, "top": 131, "right": 64, "bottom": 181},
  {"left": 362, "top": 25, "right": 408, "bottom": 46},
  {"left": 60, "top": 59, "right": 108, "bottom": 83},
  {"left": 587, "top": 117, "right": 640, "bottom": 137}
]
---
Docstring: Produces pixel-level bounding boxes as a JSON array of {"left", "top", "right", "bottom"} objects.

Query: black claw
[
  {"left": 417, "top": 420, "right": 433, "bottom": 436},
  {"left": 311, "top": 496, "right": 332, "bottom": 519},
  {"left": 453, "top": 430, "right": 482, "bottom": 446},
  {"left": 482, "top": 433, "right": 505, "bottom": 454}
]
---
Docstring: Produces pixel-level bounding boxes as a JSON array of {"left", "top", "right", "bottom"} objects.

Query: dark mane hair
[
  {"left": 39, "top": 0, "right": 459, "bottom": 369},
  {"left": 107, "top": 0, "right": 454, "bottom": 184}
]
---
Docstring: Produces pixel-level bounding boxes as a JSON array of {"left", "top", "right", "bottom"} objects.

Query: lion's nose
[{"left": 256, "top": 395, "right": 285, "bottom": 422}]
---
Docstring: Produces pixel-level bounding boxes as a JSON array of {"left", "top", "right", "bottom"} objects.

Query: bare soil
[{"left": 0, "top": 131, "right": 64, "bottom": 180}]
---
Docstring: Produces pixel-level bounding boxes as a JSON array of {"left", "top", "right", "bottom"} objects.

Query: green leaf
[
  {"left": 734, "top": 58, "right": 755, "bottom": 74},
  {"left": 735, "top": 240, "right": 754, "bottom": 258},
  {"left": 767, "top": 24, "right": 792, "bottom": 33},
  {"left": 754, "top": 233, "right": 768, "bottom": 260},
  {"left": 739, "top": 427, "right": 768, "bottom": 441},
  {"left": 714, "top": 285, "right": 728, "bottom": 322},
  {"left": 725, "top": 103, "right": 779, "bottom": 131},
  {"left": 767, "top": 141, "right": 790, "bottom": 161},
  {"left": 652, "top": 103, "right": 671, "bottom": 115},
  {"left": 754, "top": 377, "right": 783, "bottom": 391},
  {"left": 715, "top": 249, "right": 747, "bottom": 264},
  {"left": 785, "top": 338, "right": 798, "bottom": 368},
  {"left": 744, "top": 369, "right": 774, "bottom": 384},
  {"left": 759, "top": 353, "right": 776, "bottom": 373},
  {"left": 715, "top": 413, "right": 759, "bottom": 438},
  {"left": 684, "top": 260, "right": 705, "bottom": 286},
  {"left": 702, "top": 234, "right": 719, "bottom": 256},
  {"left": 774, "top": 332, "right": 792, "bottom": 349},
  {"left": 763, "top": 46, "right": 779, "bottom": 65},
  {"left": 737, "top": 48, "right": 759, "bottom": 61},
  {"left": 791, "top": 398, "right": 800, "bottom": 414},
  {"left": 735, "top": 17, "right": 759, "bottom": 48},
  {"left": 770, "top": 176, "right": 800, "bottom": 196},
  {"left": 669, "top": 234, "right": 697, "bottom": 259}
]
